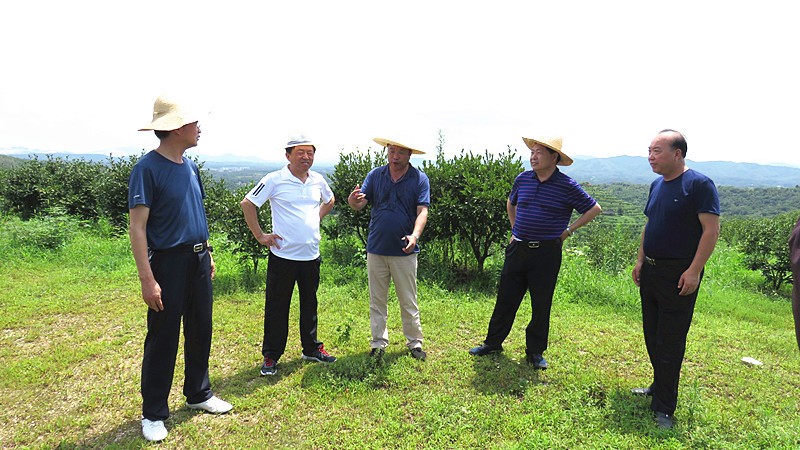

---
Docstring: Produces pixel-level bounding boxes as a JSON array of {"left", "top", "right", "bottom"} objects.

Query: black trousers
[
  {"left": 484, "top": 239, "right": 562, "bottom": 356},
  {"left": 639, "top": 258, "right": 700, "bottom": 416},
  {"left": 262, "top": 252, "right": 323, "bottom": 360},
  {"left": 141, "top": 249, "right": 213, "bottom": 421}
]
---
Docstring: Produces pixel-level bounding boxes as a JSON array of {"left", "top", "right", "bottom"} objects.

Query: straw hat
[
  {"left": 373, "top": 137, "right": 426, "bottom": 155},
  {"left": 138, "top": 94, "right": 200, "bottom": 131},
  {"left": 522, "top": 136, "right": 573, "bottom": 166}
]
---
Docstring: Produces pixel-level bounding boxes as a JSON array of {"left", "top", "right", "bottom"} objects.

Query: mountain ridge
[{"left": 2, "top": 151, "right": 799, "bottom": 188}]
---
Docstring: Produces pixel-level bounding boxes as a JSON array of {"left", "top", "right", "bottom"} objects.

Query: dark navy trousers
[
  {"left": 484, "top": 239, "right": 562, "bottom": 356},
  {"left": 639, "top": 258, "right": 700, "bottom": 416},
  {"left": 261, "top": 252, "right": 323, "bottom": 361},
  {"left": 141, "top": 249, "right": 213, "bottom": 421}
]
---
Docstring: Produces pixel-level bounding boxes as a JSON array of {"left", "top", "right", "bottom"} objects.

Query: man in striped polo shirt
[{"left": 470, "top": 136, "right": 602, "bottom": 369}]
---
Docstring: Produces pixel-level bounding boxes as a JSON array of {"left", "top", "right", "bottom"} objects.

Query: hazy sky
[{"left": 1, "top": 1, "right": 798, "bottom": 166}]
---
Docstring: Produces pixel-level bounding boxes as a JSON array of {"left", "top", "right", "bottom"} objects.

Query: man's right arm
[
  {"left": 129, "top": 205, "right": 163, "bottom": 311},
  {"left": 631, "top": 225, "right": 646, "bottom": 287},
  {"left": 240, "top": 197, "right": 281, "bottom": 248}
]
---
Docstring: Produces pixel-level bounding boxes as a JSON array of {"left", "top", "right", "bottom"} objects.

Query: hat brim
[
  {"left": 138, "top": 113, "right": 200, "bottom": 132},
  {"left": 373, "top": 137, "right": 426, "bottom": 155},
  {"left": 522, "top": 137, "right": 573, "bottom": 166}
]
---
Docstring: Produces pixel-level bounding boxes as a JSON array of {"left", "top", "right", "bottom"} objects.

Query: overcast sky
[{"left": 1, "top": 1, "right": 798, "bottom": 167}]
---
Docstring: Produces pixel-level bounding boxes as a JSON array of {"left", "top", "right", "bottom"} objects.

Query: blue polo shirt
[
  {"left": 127, "top": 151, "right": 209, "bottom": 250},
  {"left": 509, "top": 168, "right": 596, "bottom": 241},
  {"left": 643, "top": 169, "right": 720, "bottom": 259},
  {"left": 362, "top": 164, "right": 430, "bottom": 256}
]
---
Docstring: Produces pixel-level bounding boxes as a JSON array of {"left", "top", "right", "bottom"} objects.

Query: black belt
[
  {"left": 516, "top": 239, "right": 561, "bottom": 249},
  {"left": 644, "top": 256, "right": 692, "bottom": 266},
  {"left": 153, "top": 242, "right": 209, "bottom": 254}
]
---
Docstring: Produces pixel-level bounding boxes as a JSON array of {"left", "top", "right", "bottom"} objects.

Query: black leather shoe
[
  {"left": 654, "top": 411, "right": 674, "bottom": 429},
  {"left": 469, "top": 344, "right": 502, "bottom": 356},
  {"left": 526, "top": 354, "right": 548, "bottom": 370},
  {"left": 631, "top": 387, "right": 652, "bottom": 396}
]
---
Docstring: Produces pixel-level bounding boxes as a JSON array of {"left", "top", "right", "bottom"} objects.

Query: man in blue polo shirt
[
  {"left": 631, "top": 129, "right": 720, "bottom": 429},
  {"left": 470, "top": 135, "right": 602, "bottom": 369},
  {"left": 129, "top": 94, "right": 232, "bottom": 442},
  {"left": 241, "top": 134, "right": 336, "bottom": 376},
  {"left": 347, "top": 137, "right": 430, "bottom": 361}
]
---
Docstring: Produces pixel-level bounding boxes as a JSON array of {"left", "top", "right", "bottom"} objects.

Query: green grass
[{"left": 1, "top": 225, "right": 798, "bottom": 449}]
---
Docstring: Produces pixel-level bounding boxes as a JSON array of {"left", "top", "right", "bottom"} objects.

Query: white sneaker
[
  {"left": 141, "top": 418, "right": 168, "bottom": 442},
  {"left": 186, "top": 395, "right": 233, "bottom": 414}
]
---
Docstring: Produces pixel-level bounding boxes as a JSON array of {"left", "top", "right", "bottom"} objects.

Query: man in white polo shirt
[{"left": 241, "top": 135, "right": 336, "bottom": 376}]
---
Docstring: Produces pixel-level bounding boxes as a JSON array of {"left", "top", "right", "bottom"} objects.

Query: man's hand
[
  {"left": 632, "top": 262, "right": 643, "bottom": 287},
  {"left": 256, "top": 233, "right": 283, "bottom": 249},
  {"left": 401, "top": 234, "right": 418, "bottom": 254},
  {"left": 348, "top": 184, "right": 367, "bottom": 210},
  {"left": 678, "top": 269, "right": 701, "bottom": 296},
  {"left": 141, "top": 278, "right": 163, "bottom": 311}
]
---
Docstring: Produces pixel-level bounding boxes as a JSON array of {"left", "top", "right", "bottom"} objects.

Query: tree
[
  {"left": 724, "top": 212, "right": 798, "bottom": 292},
  {"left": 324, "top": 148, "right": 386, "bottom": 248},
  {"left": 423, "top": 147, "right": 523, "bottom": 272}
]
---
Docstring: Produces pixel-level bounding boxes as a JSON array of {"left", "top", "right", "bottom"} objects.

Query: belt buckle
[
  {"left": 645, "top": 256, "right": 656, "bottom": 266},
  {"left": 192, "top": 243, "right": 204, "bottom": 253},
  {"left": 527, "top": 241, "right": 540, "bottom": 249}
]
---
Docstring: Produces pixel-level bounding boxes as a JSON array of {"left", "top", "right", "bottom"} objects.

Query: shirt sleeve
[
  {"left": 245, "top": 173, "right": 275, "bottom": 208},
  {"left": 128, "top": 164, "right": 152, "bottom": 209}
]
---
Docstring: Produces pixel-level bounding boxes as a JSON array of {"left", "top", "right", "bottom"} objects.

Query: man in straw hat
[
  {"left": 129, "top": 94, "right": 232, "bottom": 442},
  {"left": 241, "top": 134, "right": 337, "bottom": 377},
  {"left": 631, "top": 129, "right": 720, "bottom": 429},
  {"left": 469, "top": 135, "right": 601, "bottom": 369},
  {"left": 347, "top": 137, "right": 430, "bottom": 361}
]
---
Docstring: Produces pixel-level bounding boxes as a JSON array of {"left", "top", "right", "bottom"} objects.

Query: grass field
[{"left": 1, "top": 223, "right": 798, "bottom": 449}]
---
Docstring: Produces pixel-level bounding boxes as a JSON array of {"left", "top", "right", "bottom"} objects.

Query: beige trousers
[{"left": 367, "top": 253, "right": 424, "bottom": 350}]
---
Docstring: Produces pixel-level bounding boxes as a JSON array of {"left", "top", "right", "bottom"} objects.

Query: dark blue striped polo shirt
[{"left": 509, "top": 168, "right": 597, "bottom": 241}]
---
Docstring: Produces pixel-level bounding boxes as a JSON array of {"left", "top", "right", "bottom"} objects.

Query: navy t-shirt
[
  {"left": 128, "top": 151, "right": 209, "bottom": 250},
  {"left": 643, "top": 169, "right": 720, "bottom": 259},
  {"left": 362, "top": 164, "right": 430, "bottom": 256}
]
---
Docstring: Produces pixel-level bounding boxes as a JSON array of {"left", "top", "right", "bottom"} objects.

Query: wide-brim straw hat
[
  {"left": 522, "top": 136, "right": 573, "bottom": 166},
  {"left": 138, "top": 94, "right": 200, "bottom": 131},
  {"left": 373, "top": 137, "right": 426, "bottom": 155}
]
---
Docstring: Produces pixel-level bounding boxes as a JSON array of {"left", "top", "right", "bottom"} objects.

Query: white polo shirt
[{"left": 245, "top": 165, "right": 333, "bottom": 261}]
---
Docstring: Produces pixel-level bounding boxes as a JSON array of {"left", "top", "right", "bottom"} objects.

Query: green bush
[
  {"left": 722, "top": 211, "right": 798, "bottom": 292},
  {"left": 325, "top": 148, "right": 386, "bottom": 249},
  {"left": 0, "top": 209, "right": 82, "bottom": 250},
  {"left": 422, "top": 147, "right": 523, "bottom": 272},
  {"left": 572, "top": 219, "right": 642, "bottom": 274}
]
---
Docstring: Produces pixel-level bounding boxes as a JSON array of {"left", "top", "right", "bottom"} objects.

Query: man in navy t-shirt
[
  {"left": 348, "top": 137, "right": 430, "bottom": 361},
  {"left": 631, "top": 129, "right": 720, "bottom": 429},
  {"left": 129, "top": 94, "right": 232, "bottom": 442},
  {"left": 469, "top": 136, "right": 602, "bottom": 369}
]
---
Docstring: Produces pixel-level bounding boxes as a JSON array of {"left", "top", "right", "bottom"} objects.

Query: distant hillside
[
  {"left": 0, "top": 154, "right": 25, "bottom": 169},
  {"left": 566, "top": 156, "right": 800, "bottom": 187},
  {"left": 3, "top": 151, "right": 799, "bottom": 188}
]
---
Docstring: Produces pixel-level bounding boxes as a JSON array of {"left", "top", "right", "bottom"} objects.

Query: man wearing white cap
[
  {"left": 347, "top": 138, "right": 430, "bottom": 360},
  {"left": 469, "top": 136, "right": 601, "bottom": 369},
  {"left": 241, "top": 135, "right": 336, "bottom": 377},
  {"left": 129, "top": 94, "right": 232, "bottom": 442}
]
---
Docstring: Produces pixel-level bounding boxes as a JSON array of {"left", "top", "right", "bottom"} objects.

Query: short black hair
[
  {"left": 154, "top": 130, "right": 171, "bottom": 140},
  {"left": 659, "top": 129, "right": 688, "bottom": 158},
  {"left": 285, "top": 145, "right": 316, "bottom": 154}
]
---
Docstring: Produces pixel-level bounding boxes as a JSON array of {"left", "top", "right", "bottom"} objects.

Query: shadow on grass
[
  {"left": 67, "top": 356, "right": 309, "bottom": 448},
  {"left": 469, "top": 352, "right": 544, "bottom": 397},
  {"left": 299, "top": 349, "right": 413, "bottom": 391}
]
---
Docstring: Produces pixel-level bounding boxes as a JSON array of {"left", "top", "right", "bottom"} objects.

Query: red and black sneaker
[
  {"left": 302, "top": 344, "right": 336, "bottom": 363},
  {"left": 260, "top": 356, "right": 277, "bottom": 376}
]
